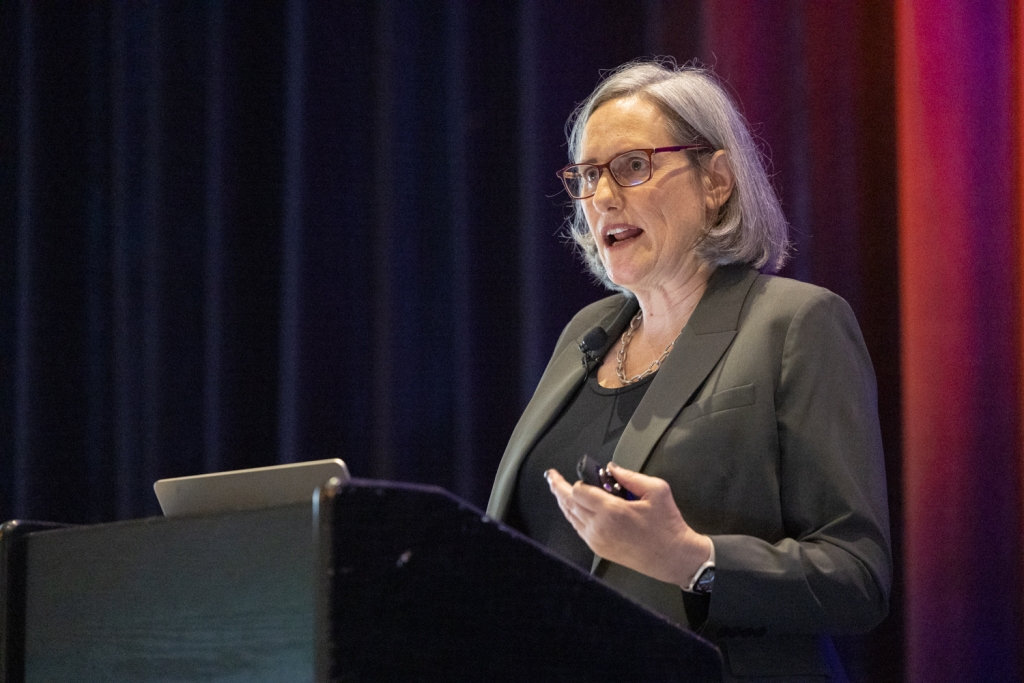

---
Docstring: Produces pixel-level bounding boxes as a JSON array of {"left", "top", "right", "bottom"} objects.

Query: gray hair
[{"left": 565, "top": 60, "right": 790, "bottom": 286}]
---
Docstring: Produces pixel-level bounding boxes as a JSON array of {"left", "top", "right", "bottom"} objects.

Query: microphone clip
[{"left": 578, "top": 327, "right": 609, "bottom": 376}]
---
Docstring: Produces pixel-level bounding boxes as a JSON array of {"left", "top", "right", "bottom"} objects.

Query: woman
[{"left": 486, "top": 61, "right": 891, "bottom": 681}]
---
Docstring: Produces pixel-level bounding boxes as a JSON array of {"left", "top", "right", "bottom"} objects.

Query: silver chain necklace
[{"left": 616, "top": 310, "right": 675, "bottom": 384}]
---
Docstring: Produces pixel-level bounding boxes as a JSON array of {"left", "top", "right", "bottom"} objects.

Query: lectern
[{"left": 1, "top": 480, "right": 722, "bottom": 682}]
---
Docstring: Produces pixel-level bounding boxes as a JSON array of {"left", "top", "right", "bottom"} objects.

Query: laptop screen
[{"left": 153, "top": 459, "right": 351, "bottom": 517}]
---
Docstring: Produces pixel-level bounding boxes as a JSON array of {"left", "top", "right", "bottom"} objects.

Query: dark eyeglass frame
[{"left": 555, "top": 145, "right": 708, "bottom": 200}]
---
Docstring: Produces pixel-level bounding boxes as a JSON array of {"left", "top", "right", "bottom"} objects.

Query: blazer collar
[
  {"left": 611, "top": 264, "right": 758, "bottom": 473},
  {"left": 485, "top": 264, "right": 758, "bottom": 521},
  {"left": 485, "top": 295, "right": 638, "bottom": 519},
  {"left": 590, "top": 264, "right": 757, "bottom": 574}
]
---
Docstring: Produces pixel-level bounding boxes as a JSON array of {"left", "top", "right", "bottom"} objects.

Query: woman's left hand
[{"left": 545, "top": 462, "right": 712, "bottom": 586}]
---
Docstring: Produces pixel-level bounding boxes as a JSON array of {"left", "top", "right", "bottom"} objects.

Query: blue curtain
[{"left": 2, "top": 0, "right": 710, "bottom": 522}]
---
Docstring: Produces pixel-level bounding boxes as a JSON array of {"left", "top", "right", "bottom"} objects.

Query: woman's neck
[{"left": 632, "top": 261, "right": 714, "bottom": 345}]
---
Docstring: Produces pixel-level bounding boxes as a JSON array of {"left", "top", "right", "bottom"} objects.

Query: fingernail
[{"left": 543, "top": 470, "right": 552, "bottom": 482}]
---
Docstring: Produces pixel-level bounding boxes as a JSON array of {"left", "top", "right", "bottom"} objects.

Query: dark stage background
[{"left": 3, "top": 2, "right": 1022, "bottom": 682}]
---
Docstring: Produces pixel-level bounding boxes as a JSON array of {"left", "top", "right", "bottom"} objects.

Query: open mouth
[{"left": 604, "top": 226, "right": 643, "bottom": 247}]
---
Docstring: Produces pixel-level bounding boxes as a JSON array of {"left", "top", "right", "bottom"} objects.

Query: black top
[{"left": 507, "top": 371, "right": 655, "bottom": 570}]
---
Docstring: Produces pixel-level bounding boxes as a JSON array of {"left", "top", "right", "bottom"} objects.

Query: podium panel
[
  {"left": 20, "top": 506, "right": 314, "bottom": 683},
  {"left": 2, "top": 481, "right": 722, "bottom": 682},
  {"left": 318, "top": 480, "right": 722, "bottom": 682}
]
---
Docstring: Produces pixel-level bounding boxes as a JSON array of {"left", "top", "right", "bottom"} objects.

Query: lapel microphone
[{"left": 578, "top": 327, "right": 609, "bottom": 377}]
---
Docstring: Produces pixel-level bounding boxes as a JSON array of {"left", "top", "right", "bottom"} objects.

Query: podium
[{"left": 1, "top": 480, "right": 722, "bottom": 682}]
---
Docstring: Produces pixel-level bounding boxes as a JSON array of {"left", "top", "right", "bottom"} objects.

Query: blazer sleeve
[{"left": 703, "top": 290, "right": 892, "bottom": 636}]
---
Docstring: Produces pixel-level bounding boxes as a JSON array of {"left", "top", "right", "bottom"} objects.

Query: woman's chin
[
  {"left": 604, "top": 267, "right": 646, "bottom": 291},
  {"left": 600, "top": 246, "right": 652, "bottom": 288}
]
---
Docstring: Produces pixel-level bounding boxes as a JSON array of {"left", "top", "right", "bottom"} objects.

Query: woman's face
[{"left": 579, "top": 97, "right": 710, "bottom": 294}]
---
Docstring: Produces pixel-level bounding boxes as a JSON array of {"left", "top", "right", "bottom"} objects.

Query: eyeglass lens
[{"left": 562, "top": 150, "right": 653, "bottom": 199}]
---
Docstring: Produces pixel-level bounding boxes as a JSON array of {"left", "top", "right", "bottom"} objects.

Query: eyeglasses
[{"left": 555, "top": 145, "right": 707, "bottom": 200}]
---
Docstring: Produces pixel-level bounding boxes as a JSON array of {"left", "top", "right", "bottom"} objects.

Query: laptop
[{"left": 153, "top": 459, "right": 351, "bottom": 517}]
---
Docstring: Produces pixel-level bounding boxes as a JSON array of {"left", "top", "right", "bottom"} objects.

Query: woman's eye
[{"left": 583, "top": 167, "right": 600, "bottom": 183}]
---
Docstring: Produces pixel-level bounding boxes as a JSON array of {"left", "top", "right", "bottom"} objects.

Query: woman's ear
[{"left": 703, "top": 150, "right": 735, "bottom": 211}]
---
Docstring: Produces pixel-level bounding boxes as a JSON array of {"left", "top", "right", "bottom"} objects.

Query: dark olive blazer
[{"left": 486, "top": 265, "right": 892, "bottom": 682}]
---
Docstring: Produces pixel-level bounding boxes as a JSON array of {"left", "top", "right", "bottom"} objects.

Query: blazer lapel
[
  {"left": 588, "top": 266, "right": 757, "bottom": 574},
  {"left": 611, "top": 265, "right": 759, "bottom": 475},
  {"left": 485, "top": 296, "right": 639, "bottom": 520}
]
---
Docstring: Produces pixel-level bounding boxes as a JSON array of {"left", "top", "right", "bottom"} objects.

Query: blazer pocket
[
  {"left": 677, "top": 384, "right": 756, "bottom": 424},
  {"left": 705, "top": 383, "right": 756, "bottom": 415}
]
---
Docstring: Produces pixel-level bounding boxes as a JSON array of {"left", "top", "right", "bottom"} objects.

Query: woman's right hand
[{"left": 545, "top": 463, "right": 712, "bottom": 587}]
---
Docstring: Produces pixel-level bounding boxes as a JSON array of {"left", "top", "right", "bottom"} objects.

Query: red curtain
[
  {"left": 898, "top": 1, "right": 1023, "bottom": 681},
  {"left": 705, "top": 0, "right": 1024, "bottom": 679},
  {"left": 702, "top": 2, "right": 903, "bottom": 680}
]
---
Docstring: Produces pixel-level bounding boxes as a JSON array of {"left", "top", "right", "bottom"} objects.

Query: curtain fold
[
  {"left": 898, "top": 1, "right": 1023, "bottom": 681},
  {"left": 706, "top": 3, "right": 902, "bottom": 678}
]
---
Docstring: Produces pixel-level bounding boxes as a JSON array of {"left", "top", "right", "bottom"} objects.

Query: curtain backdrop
[
  {"left": 898, "top": 1, "right": 1024, "bottom": 682},
  {"left": 1, "top": 1, "right": 970, "bottom": 680}
]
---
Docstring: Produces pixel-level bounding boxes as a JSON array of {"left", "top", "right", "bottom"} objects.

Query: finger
[
  {"left": 546, "top": 470, "right": 593, "bottom": 520},
  {"left": 546, "top": 469, "right": 603, "bottom": 516},
  {"left": 555, "top": 495, "right": 586, "bottom": 530},
  {"left": 605, "top": 462, "right": 664, "bottom": 497},
  {"left": 544, "top": 468, "right": 572, "bottom": 492},
  {"left": 570, "top": 479, "right": 623, "bottom": 511},
  {"left": 549, "top": 478, "right": 595, "bottom": 524},
  {"left": 551, "top": 486, "right": 592, "bottom": 536},
  {"left": 544, "top": 469, "right": 575, "bottom": 503}
]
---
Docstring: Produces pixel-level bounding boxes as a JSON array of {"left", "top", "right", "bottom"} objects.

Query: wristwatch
[
  {"left": 686, "top": 553, "right": 716, "bottom": 594},
  {"left": 693, "top": 565, "right": 715, "bottom": 594}
]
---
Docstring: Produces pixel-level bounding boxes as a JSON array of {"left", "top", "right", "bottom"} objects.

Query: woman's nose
[{"left": 591, "top": 170, "right": 620, "bottom": 212}]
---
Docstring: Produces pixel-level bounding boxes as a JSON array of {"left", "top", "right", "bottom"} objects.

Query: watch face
[{"left": 695, "top": 566, "right": 715, "bottom": 594}]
